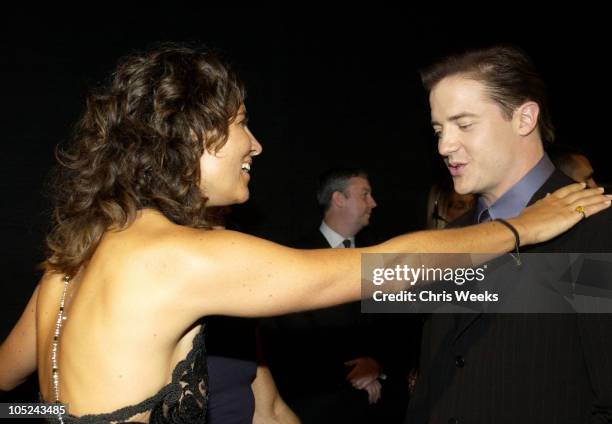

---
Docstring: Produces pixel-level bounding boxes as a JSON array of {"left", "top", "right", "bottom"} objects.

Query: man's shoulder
[
  {"left": 291, "top": 228, "right": 330, "bottom": 248},
  {"left": 535, "top": 170, "right": 612, "bottom": 222},
  {"left": 530, "top": 170, "right": 612, "bottom": 251},
  {"left": 578, "top": 200, "right": 612, "bottom": 228},
  {"left": 533, "top": 205, "right": 612, "bottom": 252}
]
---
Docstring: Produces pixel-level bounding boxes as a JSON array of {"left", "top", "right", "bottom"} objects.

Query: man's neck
[
  {"left": 323, "top": 215, "right": 357, "bottom": 239},
  {"left": 476, "top": 153, "right": 555, "bottom": 222},
  {"left": 481, "top": 147, "right": 544, "bottom": 206}
]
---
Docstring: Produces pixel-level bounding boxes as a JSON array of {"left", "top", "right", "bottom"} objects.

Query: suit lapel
[
  {"left": 440, "top": 209, "right": 482, "bottom": 342},
  {"left": 526, "top": 170, "right": 572, "bottom": 207},
  {"left": 451, "top": 170, "right": 572, "bottom": 340}
]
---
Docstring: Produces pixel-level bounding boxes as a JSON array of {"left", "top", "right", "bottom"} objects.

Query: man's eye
[{"left": 458, "top": 123, "right": 473, "bottom": 130}]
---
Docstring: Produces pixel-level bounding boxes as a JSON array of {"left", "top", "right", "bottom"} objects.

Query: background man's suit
[{"left": 261, "top": 229, "right": 382, "bottom": 424}]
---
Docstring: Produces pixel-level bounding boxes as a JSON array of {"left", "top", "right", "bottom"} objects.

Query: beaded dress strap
[{"left": 51, "top": 275, "right": 71, "bottom": 423}]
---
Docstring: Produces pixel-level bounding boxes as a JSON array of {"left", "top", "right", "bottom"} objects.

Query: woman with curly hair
[{"left": 0, "top": 44, "right": 609, "bottom": 423}]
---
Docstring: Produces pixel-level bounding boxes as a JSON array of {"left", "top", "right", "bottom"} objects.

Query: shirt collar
[
  {"left": 477, "top": 154, "right": 555, "bottom": 222},
  {"left": 319, "top": 221, "right": 354, "bottom": 248}
]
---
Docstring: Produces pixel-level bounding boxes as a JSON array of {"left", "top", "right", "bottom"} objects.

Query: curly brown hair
[{"left": 45, "top": 44, "right": 246, "bottom": 275}]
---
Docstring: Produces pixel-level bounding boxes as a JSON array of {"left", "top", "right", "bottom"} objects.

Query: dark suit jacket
[
  {"left": 406, "top": 170, "right": 612, "bottom": 424},
  {"left": 260, "top": 228, "right": 379, "bottom": 399}
]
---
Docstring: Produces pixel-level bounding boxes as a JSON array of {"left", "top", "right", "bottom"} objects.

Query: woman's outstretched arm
[{"left": 172, "top": 184, "right": 610, "bottom": 319}]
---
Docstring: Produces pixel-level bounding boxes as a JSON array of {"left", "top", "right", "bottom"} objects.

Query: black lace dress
[{"left": 45, "top": 320, "right": 208, "bottom": 423}]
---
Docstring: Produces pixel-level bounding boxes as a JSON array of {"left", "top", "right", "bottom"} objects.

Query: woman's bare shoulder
[
  {"left": 125, "top": 213, "right": 274, "bottom": 261},
  {"left": 37, "top": 270, "right": 65, "bottom": 300},
  {"left": 91, "top": 211, "right": 246, "bottom": 283}
]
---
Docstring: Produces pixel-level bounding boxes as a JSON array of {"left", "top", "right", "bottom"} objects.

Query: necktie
[{"left": 342, "top": 239, "right": 351, "bottom": 248}]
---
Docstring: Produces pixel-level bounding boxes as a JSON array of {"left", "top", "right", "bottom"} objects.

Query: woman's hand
[{"left": 510, "top": 183, "right": 611, "bottom": 246}]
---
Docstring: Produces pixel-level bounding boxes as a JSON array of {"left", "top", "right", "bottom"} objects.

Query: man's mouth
[{"left": 241, "top": 162, "right": 251, "bottom": 173}]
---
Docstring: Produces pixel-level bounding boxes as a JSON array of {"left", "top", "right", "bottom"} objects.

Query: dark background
[{"left": 1, "top": 6, "right": 610, "bottom": 399}]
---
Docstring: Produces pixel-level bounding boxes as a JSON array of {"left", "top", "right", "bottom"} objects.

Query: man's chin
[{"left": 452, "top": 179, "right": 474, "bottom": 196}]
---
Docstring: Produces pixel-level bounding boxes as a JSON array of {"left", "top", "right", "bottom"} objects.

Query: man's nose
[{"left": 438, "top": 130, "right": 460, "bottom": 157}]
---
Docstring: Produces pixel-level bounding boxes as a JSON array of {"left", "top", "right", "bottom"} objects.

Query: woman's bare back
[{"left": 37, "top": 211, "right": 208, "bottom": 419}]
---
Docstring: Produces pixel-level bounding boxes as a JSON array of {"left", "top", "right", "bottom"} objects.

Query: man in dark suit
[
  {"left": 406, "top": 46, "right": 612, "bottom": 423},
  {"left": 261, "top": 168, "right": 385, "bottom": 424}
]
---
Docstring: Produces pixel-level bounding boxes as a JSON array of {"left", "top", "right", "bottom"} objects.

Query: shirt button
[{"left": 455, "top": 355, "right": 465, "bottom": 368}]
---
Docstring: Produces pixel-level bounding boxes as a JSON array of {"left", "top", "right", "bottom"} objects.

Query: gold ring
[{"left": 575, "top": 205, "right": 586, "bottom": 219}]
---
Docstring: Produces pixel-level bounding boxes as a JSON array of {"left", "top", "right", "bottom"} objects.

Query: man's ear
[
  {"left": 331, "top": 191, "right": 346, "bottom": 208},
  {"left": 513, "top": 101, "right": 540, "bottom": 137}
]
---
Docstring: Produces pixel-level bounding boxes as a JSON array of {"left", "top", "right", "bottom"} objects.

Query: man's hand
[
  {"left": 363, "top": 379, "right": 382, "bottom": 404},
  {"left": 345, "top": 356, "right": 381, "bottom": 390}
]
